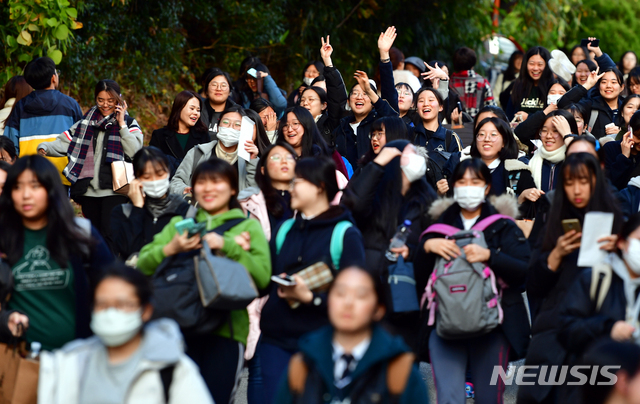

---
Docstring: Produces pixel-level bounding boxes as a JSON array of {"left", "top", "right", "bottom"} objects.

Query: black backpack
[
  {"left": 150, "top": 217, "right": 246, "bottom": 337},
  {"left": 425, "top": 130, "right": 460, "bottom": 189}
]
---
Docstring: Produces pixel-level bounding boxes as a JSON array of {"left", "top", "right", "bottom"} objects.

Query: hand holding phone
[
  {"left": 562, "top": 218, "right": 582, "bottom": 234},
  {"left": 187, "top": 222, "right": 207, "bottom": 238},
  {"left": 271, "top": 275, "right": 297, "bottom": 286},
  {"left": 246, "top": 68, "right": 258, "bottom": 79},
  {"left": 581, "top": 38, "right": 600, "bottom": 48},
  {"left": 175, "top": 218, "right": 195, "bottom": 235}
]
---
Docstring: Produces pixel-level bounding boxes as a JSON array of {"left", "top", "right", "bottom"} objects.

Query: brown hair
[
  {"left": 1, "top": 76, "right": 33, "bottom": 126},
  {"left": 167, "top": 90, "right": 207, "bottom": 133}
]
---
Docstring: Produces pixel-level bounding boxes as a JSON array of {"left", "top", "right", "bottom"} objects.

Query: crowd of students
[{"left": 2, "top": 26, "right": 640, "bottom": 404}]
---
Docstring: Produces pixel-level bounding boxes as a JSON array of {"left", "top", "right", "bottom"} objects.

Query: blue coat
[{"left": 275, "top": 324, "right": 429, "bottom": 404}]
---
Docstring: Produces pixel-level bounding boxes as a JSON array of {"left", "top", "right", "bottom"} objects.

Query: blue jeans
[
  {"left": 247, "top": 343, "right": 265, "bottom": 404},
  {"left": 256, "top": 341, "right": 295, "bottom": 404}
]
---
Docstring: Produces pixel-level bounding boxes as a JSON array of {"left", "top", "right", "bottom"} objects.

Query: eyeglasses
[
  {"left": 350, "top": 92, "right": 369, "bottom": 99},
  {"left": 209, "top": 82, "right": 229, "bottom": 90},
  {"left": 220, "top": 119, "right": 243, "bottom": 130},
  {"left": 96, "top": 98, "right": 116, "bottom": 106},
  {"left": 94, "top": 300, "right": 140, "bottom": 312},
  {"left": 369, "top": 132, "right": 384, "bottom": 140},
  {"left": 396, "top": 90, "right": 412, "bottom": 97},
  {"left": 283, "top": 122, "right": 301, "bottom": 131},
  {"left": 269, "top": 154, "right": 296, "bottom": 162},
  {"left": 289, "top": 178, "right": 304, "bottom": 190},
  {"left": 540, "top": 128, "right": 559, "bottom": 136},
  {"left": 476, "top": 132, "right": 500, "bottom": 141}
]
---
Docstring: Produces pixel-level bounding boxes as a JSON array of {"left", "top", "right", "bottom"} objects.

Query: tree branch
[{"left": 336, "top": 0, "right": 364, "bottom": 29}]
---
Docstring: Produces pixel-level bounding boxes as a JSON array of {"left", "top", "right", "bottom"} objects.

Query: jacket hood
[
  {"left": 428, "top": 194, "right": 520, "bottom": 221},
  {"left": 628, "top": 176, "right": 640, "bottom": 189},
  {"left": 299, "top": 205, "right": 356, "bottom": 228},
  {"left": 22, "top": 90, "right": 63, "bottom": 115},
  {"left": 298, "top": 324, "right": 411, "bottom": 388},
  {"left": 57, "top": 318, "right": 184, "bottom": 366}
]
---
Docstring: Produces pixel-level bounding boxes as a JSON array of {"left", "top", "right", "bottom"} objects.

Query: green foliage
[{"left": 0, "top": 0, "right": 83, "bottom": 84}]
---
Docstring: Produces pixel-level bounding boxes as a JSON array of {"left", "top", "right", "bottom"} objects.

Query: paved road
[{"left": 234, "top": 360, "right": 523, "bottom": 403}]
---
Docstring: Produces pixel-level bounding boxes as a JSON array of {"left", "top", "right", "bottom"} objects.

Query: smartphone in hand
[
  {"left": 562, "top": 218, "right": 582, "bottom": 234},
  {"left": 271, "top": 275, "right": 297, "bottom": 286},
  {"left": 581, "top": 38, "right": 600, "bottom": 47}
]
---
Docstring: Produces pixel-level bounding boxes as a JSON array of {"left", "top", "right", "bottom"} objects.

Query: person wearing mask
[
  {"left": 558, "top": 66, "right": 625, "bottom": 139},
  {"left": 343, "top": 140, "right": 436, "bottom": 349},
  {"left": 3, "top": 57, "right": 82, "bottom": 185},
  {"left": 439, "top": 117, "right": 531, "bottom": 197},
  {"left": 238, "top": 62, "right": 287, "bottom": 119},
  {"left": 275, "top": 267, "right": 428, "bottom": 404},
  {"left": 0, "top": 155, "right": 113, "bottom": 350},
  {"left": 110, "top": 147, "right": 191, "bottom": 261},
  {"left": 619, "top": 51, "right": 638, "bottom": 82},
  {"left": 450, "top": 47, "right": 497, "bottom": 118},
  {"left": 603, "top": 110, "right": 640, "bottom": 190},
  {"left": 518, "top": 153, "right": 622, "bottom": 404},
  {"left": 333, "top": 43, "right": 398, "bottom": 168},
  {"left": 0, "top": 137, "right": 18, "bottom": 164},
  {"left": 137, "top": 158, "right": 271, "bottom": 404},
  {"left": 556, "top": 213, "right": 640, "bottom": 402},
  {"left": 0, "top": 76, "right": 32, "bottom": 132},
  {"left": 199, "top": 67, "right": 237, "bottom": 139},
  {"left": 287, "top": 60, "right": 324, "bottom": 107},
  {"left": 258, "top": 157, "right": 365, "bottom": 404},
  {"left": 495, "top": 50, "right": 523, "bottom": 108},
  {"left": 149, "top": 90, "right": 210, "bottom": 175},
  {"left": 414, "top": 158, "right": 530, "bottom": 404},
  {"left": 38, "top": 263, "right": 214, "bottom": 404},
  {"left": 250, "top": 98, "right": 279, "bottom": 143},
  {"left": 38, "top": 79, "right": 144, "bottom": 250},
  {"left": 169, "top": 106, "right": 260, "bottom": 195}
]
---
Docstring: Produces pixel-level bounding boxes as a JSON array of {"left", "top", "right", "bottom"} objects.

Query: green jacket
[{"left": 137, "top": 208, "right": 271, "bottom": 345}]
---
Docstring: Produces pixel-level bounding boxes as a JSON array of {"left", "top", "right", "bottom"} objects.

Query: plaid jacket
[{"left": 451, "top": 70, "right": 496, "bottom": 118}]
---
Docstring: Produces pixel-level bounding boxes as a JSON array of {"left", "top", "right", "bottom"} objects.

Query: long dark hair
[
  {"left": 0, "top": 156, "right": 94, "bottom": 266},
  {"left": 0, "top": 137, "right": 17, "bottom": 163},
  {"left": 504, "top": 50, "right": 524, "bottom": 82},
  {"left": 346, "top": 139, "right": 436, "bottom": 240},
  {"left": 94, "top": 79, "right": 123, "bottom": 106},
  {"left": 276, "top": 106, "right": 331, "bottom": 157},
  {"left": 542, "top": 153, "right": 622, "bottom": 251},
  {"left": 167, "top": 90, "right": 207, "bottom": 133},
  {"left": 301, "top": 61, "right": 324, "bottom": 81},
  {"left": 471, "top": 117, "right": 519, "bottom": 160},
  {"left": 510, "top": 47, "right": 553, "bottom": 105},
  {"left": 191, "top": 158, "right": 241, "bottom": 211},
  {"left": 1, "top": 76, "right": 32, "bottom": 126},
  {"left": 244, "top": 108, "right": 271, "bottom": 158},
  {"left": 255, "top": 142, "right": 297, "bottom": 219},
  {"left": 358, "top": 116, "right": 408, "bottom": 166},
  {"left": 619, "top": 51, "right": 638, "bottom": 74},
  {"left": 295, "top": 157, "right": 339, "bottom": 202}
]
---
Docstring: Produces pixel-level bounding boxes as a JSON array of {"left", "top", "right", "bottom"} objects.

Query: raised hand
[
  {"left": 586, "top": 37, "right": 603, "bottom": 58},
  {"left": 378, "top": 26, "right": 397, "bottom": 60},
  {"left": 353, "top": 70, "right": 379, "bottom": 103},
  {"left": 320, "top": 36, "right": 333, "bottom": 66},
  {"left": 583, "top": 66, "right": 605, "bottom": 91}
]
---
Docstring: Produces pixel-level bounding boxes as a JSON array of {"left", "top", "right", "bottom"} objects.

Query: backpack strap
[
  {"left": 330, "top": 221, "right": 353, "bottom": 270},
  {"left": 288, "top": 353, "right": 309, "bottom": 395},
  {"left": 420, "top": 223, "right": 461, "bottom": 240},
  {"left": 159, "top": 364, "right": 176, "bottom": 403},
  {"left": 590, "top": 263, "right": 612, "bottom": 312},
  {"left": 445, "top": 129, "right": 463, "bottom": 152},
  {"left": 471, "top": 214, "right": 515, "bottom": 232},
  {"left": 185, "top": 205, "right": 198, "bottom": 219},
  {"left": 587, "top": 110, "right": 599, "bottom": 134},
  {"left": 191, "top": 147, "right": 205, "bottom": 177},
  {"left": 209, "top": 218, "right": 246, "bottom": 236},
  {"left": 387, "top": 352, "right": 415, "bottom": 396},
  {"left": 275, "top": 219, "right": 296, "bottom": 255}
]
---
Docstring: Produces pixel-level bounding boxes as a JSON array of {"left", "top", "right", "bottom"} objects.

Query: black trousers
[{"left": 77, "top": 195, "right": 128, "bottom": 252}]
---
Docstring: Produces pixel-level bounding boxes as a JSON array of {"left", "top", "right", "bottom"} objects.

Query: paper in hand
[
  {"left": 577, "top": 211, "right": 614, "bottom": 267},
  {"left": 238, "top": 116, "right": 255, "bottom": 161}
]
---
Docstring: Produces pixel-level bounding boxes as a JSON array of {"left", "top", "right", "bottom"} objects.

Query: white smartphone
[
  {"left": 246, "top": 68, "right": 258, "bottom": 78},
  {"left": 271, "top": 275, "right": 297, "bottom": 286},
  {"left": 605, "top": 123, "right": 615, "bottom": 129}
]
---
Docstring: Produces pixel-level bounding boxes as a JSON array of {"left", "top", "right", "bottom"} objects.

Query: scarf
[
  {"left": 64, "top": 106, "right": 124, "bottom": 184},
  {"left": 145, "top": 193, "right": 183, "bottom": 219},
  {"left": 528, "top": 144, "right": 566, "bottom": 189},
  {"left": 215, "top": 143, "right": 238, "bottom": 165}
]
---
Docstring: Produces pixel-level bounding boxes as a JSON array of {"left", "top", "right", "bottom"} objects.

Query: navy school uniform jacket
[
  {"left": 617, "top": 183, "right": 640, "bottom": 219},
  {"left": 260, "top": 206, "right": 366, "bottom": 351},
  {"left": 275, "top": 324, "right": 429, "bottom": 404},
  {"left": 603, "top": 141, "right": 640, "bottom": 191}
]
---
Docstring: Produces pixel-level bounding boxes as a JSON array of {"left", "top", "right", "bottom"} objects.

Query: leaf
[
  {"left": 47, "top": 49, "right": 63, "bottom": 64},
  {"left": 279, "top": 29, "right": 289, "bottom": 44},
  {"left": 18, "top": 54, "right": 31, "bottom": 63},
  {"left": 72, "top": 21, "right": 83, "bottom": 30},
  {"left": 6, "top": 35, "right": 17, "bottom": 47},
  {"left": 27, "top": 24, "right": 40, "bottom": 32},
  {"left": 46, "top": 17, "right": 58, "bottom": 27},
  {"left": 17, "top": 31, "right": 33, "bottom": 46},
  {"left": 54, "top": 24, "right": 69, "bottom": 40},
  {"left": 65, "top": 8, "right": 78, "bottom": 19}
]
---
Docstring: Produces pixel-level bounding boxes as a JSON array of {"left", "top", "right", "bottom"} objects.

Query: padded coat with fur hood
[{"left": 413, "top": 194, "right": 531, "bottom": 362}]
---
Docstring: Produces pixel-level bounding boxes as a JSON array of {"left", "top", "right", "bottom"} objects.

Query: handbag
[
  {"left": 0, "top": 332, "right": 38, "bottom": 404},
  {"left": 443, "top": 112, "right": 474, "bottom": 148},
  {"left": 387, "top": 256, "right": 419, "bottom": 313},
  {"left": 195, "top": 241, "right": 258, "bottom": 310},
  {"left": 111, "top": 160, "right": 134, "bottom": 195}
]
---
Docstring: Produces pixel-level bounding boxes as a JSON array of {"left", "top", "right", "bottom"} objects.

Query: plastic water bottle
[
  {"left": 27, "top": 342, "right": 41, "bottom": 360},
  {"left": 385, "top": 220, "right": 412, "bottom": 262}
]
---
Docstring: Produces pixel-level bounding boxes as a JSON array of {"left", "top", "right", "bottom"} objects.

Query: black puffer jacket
[
  {"left": 316, "top": 66, "right": 349, "bottom": 146},
  {"left": 413, "top": 195, "right": 531, "bottom": 362}
]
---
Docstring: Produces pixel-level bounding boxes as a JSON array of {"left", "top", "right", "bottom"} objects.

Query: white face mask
[
  {"left": 302, "top": 77, "right": 314, "bottom": 86},
  {"left": 454, "top": 186, "right": 487, "bottom": 211},
  {"left": 90, "top": 308, "right": 143, "bottom": 347},
  {"left": 547, "top": 93, "right": 563, "bottom": 105},
  {"left": 401, "top": 153, "right": 427, "bottom": 183},
  {"left": 217, "top": 126, "right": 240, "bottom": 147},
  {"left": 623, "top": 238, "right": 640, "bottom": 275},
  {"left": 142, "top": 177, "right": 170, "bottom": 199}
]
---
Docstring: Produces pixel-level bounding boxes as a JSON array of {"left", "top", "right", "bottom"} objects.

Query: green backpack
[{"left": 275, "top": 219, "right": 353, "bottom": 270}]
